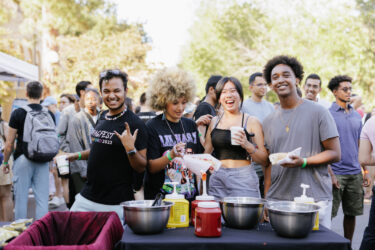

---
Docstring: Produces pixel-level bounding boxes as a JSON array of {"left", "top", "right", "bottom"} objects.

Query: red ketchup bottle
[
  {"left": 191, "top": 172, "right": 215, "bottom": 226},
  {"left": 195, "top": 201, "right": 222, "bottom": 237}
]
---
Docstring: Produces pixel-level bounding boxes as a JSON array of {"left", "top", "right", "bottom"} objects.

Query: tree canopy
[
  {"left": 0, "top": 0, "right": 150, "bottom": 103},
  {"left": 181, "top": 0, "right": 375, "bottom": 107}
]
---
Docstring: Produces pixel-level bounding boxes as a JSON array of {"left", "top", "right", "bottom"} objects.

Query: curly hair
[
  {"left": 146, "top": 67, "right": 196, "bottom": 111},
  {"left": 263, "top": 55, "right": 304, "bottom": 84},
  {"left": 328, "top": 75, "right": 352, "bottom": 92}
]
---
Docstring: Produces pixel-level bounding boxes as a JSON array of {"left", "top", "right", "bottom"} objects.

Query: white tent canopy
[{"left": 0, "top": 52, "right": 39, "bottom": 82}]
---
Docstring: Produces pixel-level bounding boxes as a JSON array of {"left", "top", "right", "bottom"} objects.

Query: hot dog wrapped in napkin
[
  {"left": 183, "top": 154, "right": 221, "bottom": 175},
  {"left": 269, "top": 147, "right": 302, "bottom": 165}
]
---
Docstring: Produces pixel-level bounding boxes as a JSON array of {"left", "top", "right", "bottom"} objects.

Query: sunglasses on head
[{"left": 99, "top": 69, "right": 122, "bottom": 79}]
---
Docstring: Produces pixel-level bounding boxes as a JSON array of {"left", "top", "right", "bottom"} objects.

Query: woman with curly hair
[
  {"left": 204, "top": 77, "right": 269, "bottom": 200},
  {"left": 144, "top": 67, "right": 209, "bottom": 201}
]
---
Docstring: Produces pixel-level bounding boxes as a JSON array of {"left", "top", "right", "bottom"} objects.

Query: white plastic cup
[
  {"left": 230, "top": 126, "right": 244, "bottom": 145},
  {"left": 56, "top": 155, "right": 69, "bottom": 175}
]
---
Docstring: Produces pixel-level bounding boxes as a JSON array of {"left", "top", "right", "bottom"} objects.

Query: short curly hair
[
  {"left": 328, "top": 75, "right": 352, "bottom": 92},
  {"left": 263, "top": 55, "right": 304, "bottom": 84},
  {"left": 146, "top": 67, "right": 196, "bottom": 111}
]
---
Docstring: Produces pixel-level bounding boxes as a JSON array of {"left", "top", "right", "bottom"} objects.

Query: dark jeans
[
  {"left": 68, "top": 173, "right": 87, "bottom": 208},
  {"left": 360, "top": 186, "right": 375, "bottom": 250}
]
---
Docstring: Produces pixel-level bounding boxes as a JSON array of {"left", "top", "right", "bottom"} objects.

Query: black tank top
[{"left": 211, "top": 113, "right": 254, "bottom": 160}]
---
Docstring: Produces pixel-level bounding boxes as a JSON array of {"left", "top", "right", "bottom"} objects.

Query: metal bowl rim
[
  {"left": 220, "top": 197, "right": 267, "bottom": 205},
  {"left": 121, "top": 200, "right": 174, "bottom": 210},
  {"left": 266, "top": 201, "right": 320, "bottom": 214}
]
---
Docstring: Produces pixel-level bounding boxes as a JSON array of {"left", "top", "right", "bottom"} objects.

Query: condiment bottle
[
  {"left": 164, "top": 182, "right": 189, "bottom": 228},
  {"left": 294, "top": 183, "right": 319, "bottom": 230},
  {"left": 195, "top": 201, "right": 222, "bottom": 237},
  {"left": 191, "top": 172, "right": 215, "bottom": 225}
]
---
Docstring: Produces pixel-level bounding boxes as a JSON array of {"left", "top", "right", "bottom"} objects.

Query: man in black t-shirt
[
  {"left": 2, "top": 81, "right": 56, "bottom": 220},
  {"left": 67, "top": 70, "right": 148, "bottom": 222},
  {"left": 136, "top": 92, "right": 156, "bottom": 123},
  {"left": 193, "top": 75, "right": 222, "bottom": 141}
]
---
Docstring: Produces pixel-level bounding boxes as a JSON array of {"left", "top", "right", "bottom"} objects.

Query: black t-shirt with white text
[
  {"left": 9, "top": 104, "right": 55, "bottom": 160},
  {"left": 145, "top": 114, "right": 203, "bottom": 200},
  {"left": 80, "top": 109, "right": 148, "bottom": 205}
]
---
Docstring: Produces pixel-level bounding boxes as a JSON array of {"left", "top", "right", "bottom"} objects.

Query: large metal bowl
[
  {"left": 266, "top": 201, "right": 320, "bottom": 238},
  {"left": 121, "top": 200, "right": 174, "bottom": 234},
  {"left": 220, "top": 197, "right": 266, "bottom": 229}
]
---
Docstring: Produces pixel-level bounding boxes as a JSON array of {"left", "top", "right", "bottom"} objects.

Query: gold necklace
[{"left": 278, "top": 99, "right": 303, "bottom": 133}]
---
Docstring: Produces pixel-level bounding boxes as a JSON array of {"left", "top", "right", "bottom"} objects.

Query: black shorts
[{"left": 56, "top": 165, "right": 70, "bottom": 179}]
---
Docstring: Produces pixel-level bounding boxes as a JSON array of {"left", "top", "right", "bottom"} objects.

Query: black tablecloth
[{"left": 115, "top": 223, "right": 350, "bottom": 250}]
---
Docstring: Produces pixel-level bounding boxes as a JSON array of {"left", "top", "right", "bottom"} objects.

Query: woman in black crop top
[{"left": 204, "top": 77, "right": 269, "bottom": 200}]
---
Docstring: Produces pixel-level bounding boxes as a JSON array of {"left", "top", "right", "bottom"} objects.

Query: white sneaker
[
  {"left": 58, "top": 197, "right": 65, "bottom": 205},
  {"left": 48, "top": 196, "right": 63, "bottom": 208}
]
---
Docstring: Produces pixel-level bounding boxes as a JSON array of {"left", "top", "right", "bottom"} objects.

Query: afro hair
[
  {"left": 146, "top": 67, "right": 196, "bottom": 111},
  {"left": 263, "top": 55, "right": 304, "bottom": 84}
]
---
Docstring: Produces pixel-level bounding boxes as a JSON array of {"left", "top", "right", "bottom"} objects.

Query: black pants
[
  {"left": 360, "top": 186, "right": 375, "bottom": 250},
  {"left": 68, "top": 173, "right": 87, "bottom": 208}
]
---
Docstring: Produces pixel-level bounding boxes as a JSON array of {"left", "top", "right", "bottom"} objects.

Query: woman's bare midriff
[{"left": 220, "top": 159, "right": 251, "bottom": 168}]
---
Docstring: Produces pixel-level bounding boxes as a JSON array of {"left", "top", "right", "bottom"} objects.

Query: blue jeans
[
  {"left": 12, "top": 155, "right": 49, "bottom": 220},
  {"left": 360, "top": 186, "right": 375, "bottom": 250}
]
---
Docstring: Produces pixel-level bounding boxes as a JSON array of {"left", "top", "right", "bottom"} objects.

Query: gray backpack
[{"left": 22, "top": 106, "right": 59, "bottom": 162}]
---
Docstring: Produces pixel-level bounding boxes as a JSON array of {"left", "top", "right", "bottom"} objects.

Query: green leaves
[
  {"left": 181, "top": 0, "right": 375, "bottom": 107},
  {"left": 0, "top": 0, "right": 150, "bottom": 103}
]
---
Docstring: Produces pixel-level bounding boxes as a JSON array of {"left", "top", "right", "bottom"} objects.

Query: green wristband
[
  {"left": 2, "top": 162, "right": 8, "bottom": 165},
  {"left": 198, "top": 133, "right": 202, "bottom": 137},
  {"left": 77, "top": 152, "right": 82, "bottom": 160},
  {"left": 167, "top": 150, "right": 173, "bottom": 161},
  {"left": 301, "top": 158, "right": 307, "bottom": 168}
]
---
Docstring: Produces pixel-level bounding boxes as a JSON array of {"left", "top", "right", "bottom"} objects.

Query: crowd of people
[{"left": 0, "top": 55, "right": 374, "bottom": 249}]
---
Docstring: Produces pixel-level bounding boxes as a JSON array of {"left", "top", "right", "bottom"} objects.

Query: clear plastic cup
[{"left": 230, "top": 126, "right": 244, "bottom": 145}]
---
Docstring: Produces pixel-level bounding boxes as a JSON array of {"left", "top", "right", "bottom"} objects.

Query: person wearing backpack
[{"left": 2, "top": 81, "right": 58, "bottom": 220}]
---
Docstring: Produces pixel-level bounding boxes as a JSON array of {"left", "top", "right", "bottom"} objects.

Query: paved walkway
[{"left": 332, "top": 201, "right": 371, "bottom": 250}]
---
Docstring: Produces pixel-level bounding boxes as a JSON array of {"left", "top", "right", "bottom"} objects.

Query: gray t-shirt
[
  {"left": 263, "top": 100, "right": 338, "bottom": 202},
  {"left": 241, "top": 98, "right": 274, "bottom": 123}
]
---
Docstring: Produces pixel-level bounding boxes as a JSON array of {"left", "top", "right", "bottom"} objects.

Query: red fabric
[{"left": 5, "top": 211, "right": 124, "bottom": 250}]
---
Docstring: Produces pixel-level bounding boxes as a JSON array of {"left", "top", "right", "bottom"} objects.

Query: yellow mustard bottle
[
  {"left": 294, "top": 183, "right": 319, "bottom": 230},
  {"left": 164, "top": 182, "right": 189, "bottom": 228}
]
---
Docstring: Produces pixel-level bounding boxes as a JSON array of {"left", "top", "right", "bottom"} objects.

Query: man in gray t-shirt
[
  {"left": 242, "top": 72, "right": 274, "bottom": 197},
  {"left": 262, "top": 55, "right": 340, "bottom": 229},
  {"left": 263, "top": 100, "right": 338, "bottom": 201},
  {"left": 242, "top": 72, "right": 274, "bottom": 123}
]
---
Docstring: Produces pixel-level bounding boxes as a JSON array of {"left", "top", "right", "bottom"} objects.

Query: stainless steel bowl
[
  {"left": 266, "top": 201, "right": 320, "bottom": 238},
  {"left": 121, "top": 200, "right": 174, "bottom": 234},
  {"left": 220, "top": 197, "right": 266, "bottom": 229}
]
